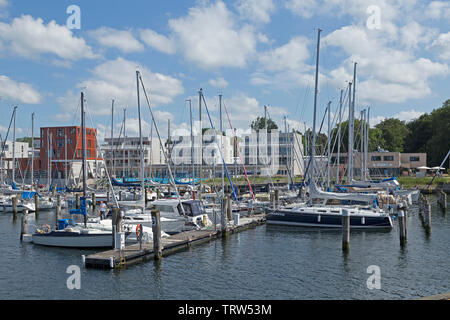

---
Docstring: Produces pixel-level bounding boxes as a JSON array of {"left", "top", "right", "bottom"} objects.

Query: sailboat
[
  {"left": 32, "top": 92, "right": 128, "bottom": 248},
  {"left": 118, "top": 72, "right": 212, "bottom": 233},
  {"left": 266, "top": 29, "right": 393, "bottom": 229}
]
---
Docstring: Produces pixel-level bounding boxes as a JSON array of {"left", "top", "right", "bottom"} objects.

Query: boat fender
[{"left": 136, "top": 224, "right": 143, "bottom": 239}]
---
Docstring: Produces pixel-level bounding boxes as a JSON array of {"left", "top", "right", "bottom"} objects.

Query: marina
[
  {"left": 0, "top": 1, "right": 449, "bottom": 304},
  {"left": 0, "top": 194, "right": 448, "bottom": 300}
]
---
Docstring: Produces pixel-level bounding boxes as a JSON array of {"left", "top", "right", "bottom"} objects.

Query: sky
[{"left": 0, "top": 0, "right": 449, "bottom": 142}]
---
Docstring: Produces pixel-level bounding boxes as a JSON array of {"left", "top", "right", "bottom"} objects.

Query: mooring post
[
  {"left": 226, "top": 192, "right": 232, "bottom": 223},
  {"left": 20, "top": 209, "right": 28, "bottom": 241},
  {"left": 12, "top": 196, "right": 18, "bottom": 215},
  {"left": 151, "top": 209, "right": 162, "bottom": 260},
  {"left": 56, "top": 194, "right": 62, "bottom": 229},
  {"left": 76, "top": 193, "right": 80, "bottom": 209},
  {"left": 111, "top": 208, "right": 117, "bottom": 249},
  {"left": 398, "top": 209, "right": 407, "bottom": 246},
  {"left": 34, "top": 193, "right": 39, "bottom": 217},
  {"left": 221, "top": 196, "right": 228, "bottom": 236},
  {"left": 274, "top": 189, "right": 279, "bottom": 209},
  {"left": 119, "top": 190, "right": 122, "bottom": 201},
  {"left": 270, "top": 192, "right": 275, "bottom": 210},
  {"left": 341, "top": 209, "right": 350, "bottom": 252},
  {"left": 156, "top": 188, "right": 161, "bottom": 200},
  {"left": 425, "top": 202, "right": 432, "bottom": 234},
  {"left": 91, "top": 193, "right": 96, "bottom": 211},
  {"left": 144, "top": 187, "right": 149, "bottom": 206}
]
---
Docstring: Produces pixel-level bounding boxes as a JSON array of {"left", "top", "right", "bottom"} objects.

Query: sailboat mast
[
  {"left": 64, "top": 132, "right": 67, "bottom": 186},
  {"left": 327, "top": 101, "right": 331, "bottom": 190},
  {"left": 199, "top": 88, "right": 203, "bottom": 201},
  {"left": 219, "top": 94, "right": 224, "bottom": 195},
  {"left": 310, "top": 28, "right": 322, "bottom": 197},
  {"left": 188, "top": 99, "right": 194, "bottom": 184},
  {"left": 31, "top": 112, "right": 34, "bottom": 188},
  {"left": 12, "top": 106, "right": 17, "bottom": 183},
  {"left": 81, "top": 92, "right": 87, "bottom": 198},
  {"left": 347, "top": 81, "right": 353, "bottom": 183},
  {"left": 111, "top": 99, "right": 115, "bottom": 178},
  {"left": 123, "top": 108, "right": 126, "bottom": 178},
  {"left": 360, "top": 109, "right": 365, "bottom": 180},
  {"left": 136, "top": 71, "right": 145, "bottom": 209},
  {"left": 337, "top": 89, "right": 343, "bottom": 184},
  {"left": 364, "top": 107, "right": 370, "bottom": 181}
]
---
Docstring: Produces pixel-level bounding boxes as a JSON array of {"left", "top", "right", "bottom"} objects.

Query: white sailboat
[
  {"left": 266, "top": 29, "right": 393, "bottom": 229},
  {"left": 31, "top": 92, "right": 123, "bottom": 248}
]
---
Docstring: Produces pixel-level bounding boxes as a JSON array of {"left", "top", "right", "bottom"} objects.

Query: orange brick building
[{"left": 39, "top": 126, "right": 101, "bottom": 176}]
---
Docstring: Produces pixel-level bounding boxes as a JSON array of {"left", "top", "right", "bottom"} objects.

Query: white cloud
[
  {"left": 0, "top": 14, "right": 97, "bottom": 61},
  {"left": 370, "top": 109, "right": 425, "bottom": 126},
  {"left": 89, "top": 27, "right": 144, "bottom": 53},
  {"left": 208, "top": 77, "right": 228, "bottom": 88},
  {"left": 139, "top": 28, "right": 176, "bottom": 54},
  {"left": 0, "top": 0, "right": 9, "bottom": 18},
  {"left": 168, "top": 1, "right": 257, "bottom": 68},
  {"left": 236, "top": 0, "right": 275, "bottom": 23},
  {"left": 0, "top": 75, "right": 42, "bottom": 104},
  {"left": 424, "top": 1, "right": 450, "bottom": 19},
  {"left": 258, "top": 36, "right": 311, "bottom": 72},
  {"left": 57, "top": 57, "right": 184, "bottom": 117},
  {"left": 324, "top": 25, "right": 449, "bottom": 104},
  {"left": 284, "top": 0, "right": 317, "bottom": 19},
  {"left": 431, "top": 32, "right": 450, "bottom": 61}
]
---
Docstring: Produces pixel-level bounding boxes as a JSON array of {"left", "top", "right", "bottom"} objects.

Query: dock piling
[
  {"left": 20, "top": 209, "right": 28, "bottom": 241},
  {"left": 151, "top": 209, "right": 162, "bottom": 260},
  {"left": 12, "top": 196, "right": 18, "bottom": 215},
  {"left": 341, "top": 209, "right": 350, "bottom": 252},
  {"left": 56, "top": 194, "right": 62, "bottom": 228},
  {"left": 34, "top": 193, "right": 39, "bottom": 216},
  {"left": 398, "top": 209, "right": 407, "bottom": 246},
  {"left": 274, "top": 189, "right": 279, "bottom": 209},
  {"left": 91, "top": 193, "right": 96, "bottom": 211}
]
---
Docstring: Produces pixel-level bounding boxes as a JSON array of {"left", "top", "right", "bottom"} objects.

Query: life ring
[{"left": 136, "top": 224, "right": 143, "bottom": 237}]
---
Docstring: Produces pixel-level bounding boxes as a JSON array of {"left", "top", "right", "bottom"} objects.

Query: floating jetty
[{"left": 84, "top": 214, "right": 266, "bottom": 269}]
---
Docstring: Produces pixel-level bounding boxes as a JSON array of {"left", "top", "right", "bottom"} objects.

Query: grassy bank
[
  {"left": 203, "top": 175, "right": 450, "bottom": 189},
  {"left": 396, "top": 176, "right": 450, "bottom": 189}
]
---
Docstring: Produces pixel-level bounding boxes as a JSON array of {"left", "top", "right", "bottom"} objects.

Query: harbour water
[{"left": 0, "top": 195, "right": 448, "bottom": 300}]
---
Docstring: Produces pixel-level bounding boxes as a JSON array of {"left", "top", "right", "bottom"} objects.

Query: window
[
  {"left": 384, "top": 156, "right": 394, "bottom": 161},
  {"left": 57, "top": 129, "right": 64, "bottom": 137},
  {"left": 371, "top": 156, "right": 382, "bottom": 161},
  {"left": 70, "top": 128, "right": 76, "bottom": 134},
  {"left": 56, "top": 139, "right": 64, "bottom": 147},
  {"left": 410, "top": 156, "right": 420, "bottom": 162}
]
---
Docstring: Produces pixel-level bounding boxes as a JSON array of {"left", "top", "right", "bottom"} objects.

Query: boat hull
[
  {"left": 266, "top": 209, "right": 393, "bottom": 229},
  {"left": 32, "top": 232, "right": 113, "bottom": 248}
]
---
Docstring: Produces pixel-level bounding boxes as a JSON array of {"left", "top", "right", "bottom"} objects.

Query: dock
[{"left": 84, "top": 214, "right": 266, "bottom": 269}]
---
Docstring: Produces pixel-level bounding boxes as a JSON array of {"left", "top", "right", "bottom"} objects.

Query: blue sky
[{"left": 0, "top": 0, "right": 449, "bottom": 141}]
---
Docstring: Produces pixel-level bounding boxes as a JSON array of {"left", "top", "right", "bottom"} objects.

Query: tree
[
  {"left": 427, "top": 100, "right": 450, "bottom": 166},
  {"left": 375, "top": 118, "right": 409, "bottom": 152},
  {"left": 368, "top": 127, "right": 385, "bottom": 152},
  {"left": 404, "top": 113, "right": 432, "bottom": 154},
  {"left": 16, "top": 137, "right": 33, "bottom": 147},
  {"left": 250, "top": 117, "right": 278, "bottom": 132}
]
